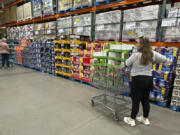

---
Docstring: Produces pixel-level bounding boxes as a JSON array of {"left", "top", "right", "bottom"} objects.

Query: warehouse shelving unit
[{"left": 1, "top": 0, "right": 180, "bottom": 47}]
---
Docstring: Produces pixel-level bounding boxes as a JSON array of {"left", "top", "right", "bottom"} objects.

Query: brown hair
[{"left": 138, "top": 37, "right": 153, "bottom": 65}]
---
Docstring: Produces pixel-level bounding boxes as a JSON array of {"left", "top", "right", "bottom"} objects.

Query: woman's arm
[{"left": 126, "top": 53, "right": 137, "bottom": 66}]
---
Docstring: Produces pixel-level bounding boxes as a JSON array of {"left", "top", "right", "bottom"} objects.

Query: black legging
[
  {"left": 2, "top": 54, "right": 9, "bottom": 67},
  {"left": 130, "top": 75, "right": 153, "bottom": 119}
]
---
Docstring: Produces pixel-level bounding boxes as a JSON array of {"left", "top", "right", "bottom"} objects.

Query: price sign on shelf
[
  {"left": 125, "top": 22, "right": 136, "bottom": 30},
  {"left": 161, "top": 18, "right": 177, "bottom": 27},
  {"left": 77, "top": 27, "right": 83, "bottom": 33},
  {"left": 96, "top": 25, "right": 104, "bottom": 31}
]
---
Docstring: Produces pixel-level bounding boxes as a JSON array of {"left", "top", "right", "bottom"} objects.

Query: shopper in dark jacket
[
  {"left": 0, "top": 38, "right": 10, "bottom": 68},
  {"left": 124, "top": 37, "right": 170, "bottom": 126}
]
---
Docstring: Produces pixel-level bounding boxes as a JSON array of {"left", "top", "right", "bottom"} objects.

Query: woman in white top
[{"left": 124, "top": 37, "right": 169, "bottom": 126}]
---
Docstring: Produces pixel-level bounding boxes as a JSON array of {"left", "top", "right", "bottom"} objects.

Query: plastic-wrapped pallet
[
  {"left": 34, "top": 23, "right": 45, "bottom": 39},
  {"left": 23, "top": 2, "right": 32, "bottom": 20},
  {"left": 73, "top": 0, "right": 92, "bottom": 9},
  {"left": 42, "top": 0, "right": 54, "bottom": 16},
  {"left": 122, "top": 20, "right": 157, "bottom": 42},
  {"left": 44, "top": 21, "right": 57, "bottom": 39},
  {"left": 58, "top": 0, "right": 73, "bottom": 11},
  {"left": 17, "top": 6, "right": 24, "bottom": 22},
  {"left": 95, "top": 24, "right": 120, "bottom": 41},
  {"left": 73, "top": 13, "right": 91, "bottom": 27},
  {"left": 32, "top": 0, "right": 42, "bottom": 18},
  {"left": 124, "top": 5, "right": 160, "bottom": 22},
  {"left": 96, "top": 10, "right": 121, "bottom": 25},
  {"left": 170, "top": 52, "right": 180, "bottom": 111},
  {"left": 57, "top": 16, "right": 72, "bottom": 29},
  {"left": 162, "top": 6, "right": 180, "bottom": 42},
  {"left": 73, "top": 13, "right": 91, "bottom": 36},
  {"left": 74, "top": 26, "right": 91, "bottom": 36},
  {"left": 149, "top": 47, "right": 179, "bottom": 106},
  {"left": 95, "top": 10, "right": 121, "bottom": 41},
  {"left": 57, "top": 16, "right": 72, "bottom": 35}
]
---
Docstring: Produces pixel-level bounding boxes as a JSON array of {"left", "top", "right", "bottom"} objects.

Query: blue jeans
[{"left": 2, "top": 54, "right": 9, "bottom": 67}]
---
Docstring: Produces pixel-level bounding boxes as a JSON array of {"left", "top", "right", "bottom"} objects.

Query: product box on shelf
[
  {"left": 9, "top": 6, "right": 17, "bottom": 22},
  {"left": 57, "top": 16, "right": 72, "bottom": 29},
  {"left": 17, "top": 5, "right": 24, "bottom": 22},
  {"left": 32, "top": 0, "right": 42, "bottom": 18},
  {"left": 42, "top": 0, "right": 55, "bottom": 16},
  {"left": 122, "top": 20, "right": 158, "bottom": 42},
  {"left": 58, "top": 0, "right": 73, "bottom": 12},
  {"left": 73, "top": 13, "right": 91, "bottom": 27},
  {"left": 23, "top": 2, "right": 32, "bottom": 20},
  {"left": 73, "top": 0, "right": 92, "bottom": 9},
  {"left": 96, "top": 10, "right": 121, "bottom": 25},
  {"left": 124, "top": 5, "right": 160, "bottom": 22}
]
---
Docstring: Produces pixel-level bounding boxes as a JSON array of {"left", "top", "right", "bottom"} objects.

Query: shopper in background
[
  {"left": 0, "top": 38, "right": 10, "bottom": 69},
  {"left": 123, "top": 37, "right": 170, "bottom": 127}
]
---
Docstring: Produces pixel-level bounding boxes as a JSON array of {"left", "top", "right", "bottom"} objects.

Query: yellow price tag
[
  {"left": 159, "top": 63, "right": 162, "bottom": 71},
  {"left": 161, "top": 88, "right": 165, "bottom": 95},
  {"left": 77, "top": 0, "right": 81, "bottom": 2},
  {"left": 128, "top": 31, "right": 133, "bottom": 36},
  {"left": 37, "top": 26, "right": 41, "bottom": 30},
  {"left": 77, "top": 19, "right": 80, "bottom": 22},
  {"left": 173, "top": 50, "right": 177, "bottom": 57},
  {"left": 45, "top": 4, "right": 48, "bottom": 8},
  {"left": 153, "top": 64, "right": 156, "bottom": 70},
  {"left": 164, "top": 71, "right": 168, "bottom": 80},
  {"left": 152, "top": 47, "right": 155, "bottom": 51},
  {"left": 45, "top": 23, "right": 49, "bottom": 28},
  {"left": 62, "top": 4, "right": 64, "bottom": 7}
]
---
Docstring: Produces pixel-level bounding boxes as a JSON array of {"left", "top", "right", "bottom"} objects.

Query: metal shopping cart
[{"left": 91, "top": 67, "right": 131, "bottom": 121}]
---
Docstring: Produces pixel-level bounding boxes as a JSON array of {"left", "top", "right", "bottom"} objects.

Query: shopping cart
[{"left": 91, "top": 67, "right": 130, "bottom": 121}]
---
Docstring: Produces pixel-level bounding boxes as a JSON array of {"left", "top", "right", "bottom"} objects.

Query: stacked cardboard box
[
  {"left": 72, "top": 41, "right": 93, "bottom": 82},
  {"left": 171, "top": 52, "right": 180, "bottom": 111},
  {"left": 73, "top": 0, "right": 92, "bottom": 9},
  {"left": 17, "top": 6, "right": 24, "bottom": 22},
  {"left": 122, "top": 5, "right": 159, "bottom": 41},
  {"left": 73, "top": 13, "right": 91, "bottom": 36},
  {"left": 162, "top": 5, "right": 180, "bottom": 42},
  {"left": 95, "top": 10, "right": 121, "bottom": 41},
  {"left": 58, "top": 0, "right": 73, "bottom": 12},
  {"left": 32, "top": 0, "right": 42, "bottom": 18},
  {"left": 34, "top": 23, "right": 45, "bottom": 40},
  {"left": 150, "top": 47, "right": 179, "bottom": 106},
  {"left": 57, "top": 16, "right": 72, "bottom": 36},
  {"left": 23, "top": 2, "right": 32, "bottom": 20},
  {"left": 40, "top": 39, "right": 55, "bottom": 74},
  {"left": 42, "top": 0, "right": 54, "bottom": 16},
  {"left": 44, "top": 21, "right": 57, "bottom": 39}
]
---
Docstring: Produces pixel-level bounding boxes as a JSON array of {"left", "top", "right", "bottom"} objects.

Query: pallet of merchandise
[
  {"left": 73, "top": 0, "right": 93, "bottom": 11},
  {"left": 95, "top": 0, "right": 123, "bottom": 6},
  {"left": 71, "top": 75, "right": 91, "bottom": 86},
  {"left": 57, "top": 0, "right": 73, "bottom": 14},
  {"left": 170, "top": 106, "right": 180, "bottom": 112}
]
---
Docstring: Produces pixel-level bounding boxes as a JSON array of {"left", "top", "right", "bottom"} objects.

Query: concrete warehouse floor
[{"left": 0, "top": 66, "right": 180, "bottom": 135}]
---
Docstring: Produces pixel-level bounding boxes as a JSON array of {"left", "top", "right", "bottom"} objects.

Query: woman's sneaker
[
  {"left": 136, "top": 116, "right": 150, "bottom": 125},
  {"left": 123, "top": 117, "right": 136, "bottom": 127}
]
